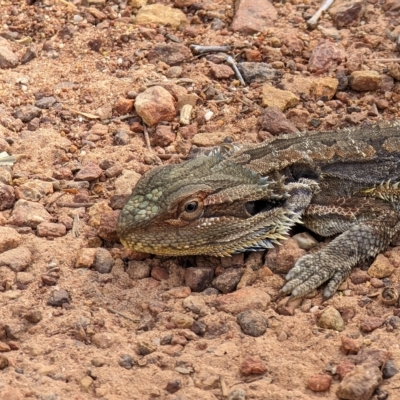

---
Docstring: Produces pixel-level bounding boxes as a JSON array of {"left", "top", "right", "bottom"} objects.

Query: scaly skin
[{"left": 118, "top": 122, "right": 400, "bottom": 298}]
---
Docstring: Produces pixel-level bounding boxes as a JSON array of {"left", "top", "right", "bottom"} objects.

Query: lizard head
[{"left": 117, "top": 155, "right": 294, "bottom": 256}]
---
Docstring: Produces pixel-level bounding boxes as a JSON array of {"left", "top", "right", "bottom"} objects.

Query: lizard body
[{"left": 117, "top": 122, "right": 400, "bottom": 298}]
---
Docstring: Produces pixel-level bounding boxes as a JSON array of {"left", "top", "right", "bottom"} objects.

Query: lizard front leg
[{"left": 280, "top": 199, "right": 400, "bottom": 299}]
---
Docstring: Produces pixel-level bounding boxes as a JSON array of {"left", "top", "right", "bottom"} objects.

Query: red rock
[
  {"left": 260, "top": 107, "right": 298, "bottom": 135},
  {"left": 336, "top": 361, "right": 356, "bottom": 379},
  {"left": 179, "top": 123, "right": 198, "bottom": 140},
  {"left": 308, "top": 41, "right": 345, "bottom": 73},
  {"left": 330, "top": 1, "right": 364, "bottom": 27},
  {"left": 307, "top": 374, "right": 332, "bottom": 392},
  {"left": 231, "top": 0, "right": 277, "bottom": 35},
  {"left": 98, "top": 210, "right": 119, "bottom": 243},
  {"left": 244, "top": 49, "right": 262, "bottom": 62},
  {"left": 240, "top": 356, "right": 267, "bottom": 376},
  {"left": 0, "top": 182, "right": 15, "bottom": 210},
  {"left": 383, "top": 0, "right": 400, "bottom": 15},
  {"left": 114, "top": 97, "right": 134, "bottom": 115},
  {"left": 75, "top": 163, "right": 103, "bottom": 181},
  {"left": 350, "top": 269, "right": 370, "bottom": 284},
  {"left": 281, "top": 34, "right": 304, "bottom": 55},
  {"left": 0, "top": 39, "right": 19, "bottom": 69},
  {"left": 36, "top": 222, "right": 67, "bottom": 238},
  {"left": 0, "top": 227, "right": 21, "bottom": 253},
  {"left": 130, "top": 121, "right": 144, "bottom": 133},
  {"left": 153, "top": 125, "right": 175, "bottom": 147},
  {"left": 341, "top": 336, "right": 361, "bottom": 354},
  {"left": 209, "top": 63, "right": 235, "bottom": 79},
  {"left": 147, "top": 43, "right": 191, "bottom": 66},
  {"left": 135, "top": 86, "right": 176, "bottom": 126},
  {"left": 151, "top": 266, "right": 169, "bottom": 281},
  {"left": 10, "top": 200, "right": 52, "bottom": 228},
  {"left": 184, "top": 267, "right": 214, "bottom": 292},
  {"left": 89, "top": 123, "right": 109, "bottom": 136},
  {"left": 360, "top": 317, "right": 385, "bottom": 332}
]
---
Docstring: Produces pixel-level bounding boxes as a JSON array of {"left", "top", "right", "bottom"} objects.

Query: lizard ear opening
[{"left": 245, "top": 199, "right": 284, "bottom": 216}]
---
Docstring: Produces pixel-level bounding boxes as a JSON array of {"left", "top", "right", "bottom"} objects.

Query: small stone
[
  {"left": 368, "top": 254, "right": 394, "bottom": 278},
  {"left": 91, "top": 357, "right": 106, "bottom": 367},
  {"left": 21, "top": 48, "right": 36, "bottom": 64},
  {"left": 167, "top": 286, "right": 191, "bottom": 298},
  {"left": 311, "top": 77, "right": 339, "bottom": 100},
  {"left": 308, "top": 41, "right": 345, "bottom": 73},
  {"left": 0, "top": 227, "right": 21, "bottom": 253},
  {"left": 98, "top": 210, "right": 119, "bottom": 242},
  {"left": 209, "top": 63, "right": 235, "bottom": 79},
  {"left": 191, "top": 320, "right": 207, "bottom": 336},
  {"left": 260, "top": 107, "right": 298, "bottom": 135},
  {"left": 0, "top": 342, "right": 10, "bottom": 352},
  {"left": 238, "top": 62, "right": 280, "bottom": 84},
  {"left": 171, "top": 313, "right": 194, "bottom": 329},
  {"left": 166, "top": 380, "right": 181, "bottom": 394},
  {"left": 350, "top": 269, "right": 370, "bottom": 284},
  {"left": 137, "top": 339, "right": 157, "bottom": 355},
  {"left": 318, "top": 307, "right": 345, "bottom": 331},
  {"left": 341, "top": 336, "right": 361, "bottom": 354},
  {"left": 382, "top": 359, "right": 398, "bottom": 379},
  {"left": 114, "top": 97, "right": 134, "bottom": 115},
  {"left": 9, "top": 199, "right": 51, "bottom": 228},
  {"left": 80, "top": 376, "right": 93, "bottom": 392},
  {"left": 0, "top": 354, "right": 9, "bottom": 369},
  {"left": 114, "top": 170, "right": 141, "bottom": 196},
  {"left": 37, "top": 222, "right": 66, "bottom": 238},
  {"left": 92, "top": 333, "right": 115, "bottom": 349},
  {"left": 166, "top": 66, "right": 183, "bottom": 78},
  {"left": 228, "top": 389, "right": 246, "bottom": 400},
  {"left": 185, "top": 267, "right": 214, "bottom": 292},
  {"left": 13, "top": 105, "right": 42, "bottom": 122},
  {"left": 75, "top": 248, "right": 97, "bottom": 268},
  {"left": 336, "top": 364, "right": 382, "bottom": 400},
  {"left": 336, "top": 361, "right": 356, "bottom": 379},
  {"left": 0, "top": 246, "right": 31, "bottom": 272},
  {"left": 151, "top": 265, "right": 169, "bottom": 281},
  {"left": 262, "top": 84, "right": 299, "bottom": 111},
  {"left": 265, "top": 238, "right": 306, "bottom": 273},
  {"left": 135, "top": 86, "right": 176, "bottom": 126},
  {"left": 237, "top": 310, "right": 267, "bottom": 337},
  {"left": 191, "top": 131, "right": 228, "bottom": 147},
  {"left": 292, "top": 232, "right": 318, "bottom": 250},
  {"left": 24, "top": 309, "right": 42, "bottom": 324},
  {"left": 0, "top": 182, "right": 15, "bottom": 210},
  {"left": 35, "top": 96, "right": 56, "bottom": 109},
  {"left": 349, "top": 71, "right": 381, "bottom": 91},
  {"left": 90, "top": 123, "right": 108, "bottom": 136},
  {"left": 135, "top": 4, "right": 187, "bottom": 28},
  {"left": 47, "top": 289, "right": 71, "bottom": 307},
  {"left": 244, "top": 49, "right": 262, "bottom": 62},
  {"left": 126, "top": 260, "right": 151, "bottom": 279},
  {"left": 360, "top": 317, "right": 384, "bottom": 332},
  {"left": 147, "top": 43, "right": 191, "bottom": 66},
  {"left": 330, "top": 1, "right": 364, "bottom": 28},
  {"left": 113, "top": 130, "right": 130, "bottom": 146},
  {"left": 307, "top": 374, "right": 332, "bottom": 392},
  {"left": 75, "top": 163, "right": 103, "bottom": 181},
  {"left": 183, "top": 295, "right": 206, "bottom": 314},
  {"left": 231, "top": 0, "right": 277, "bottom": 34},
  {"left": 15, "top": 180, "right": 54, "bottom": 202},
  {"left": 118, "top": 354, "right": 134, "bottom": 369},
  {"left": 27, "top": 117, "right": 40, "bottom": 131},
  {"left": 212, "top": 268, "right": 244, "bottom": 293},
  {"left": 94, "top": 248, "right": 114, "bottom": 274},
  {"left": 388, "top": 316, "right": 400, "bottom": 329},
  {"left": 240, "top": 355, "right": 267, "bottom": 376},
  {"left": 153, "top": 125, "right": 175, "bottom": 147}
]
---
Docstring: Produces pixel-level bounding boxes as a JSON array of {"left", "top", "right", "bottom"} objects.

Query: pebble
[
  {"left": 35, "top": 96, "right": 56, "bottom": 109},
  {"left": 237, "top": 310, "right": 267, "bottom": 337},
  {"left": 75, "top": 163, "right": 103, "bottom": 181},
  {"left": 97, "top": 210, "right": 120, "bottom": 242},
  {"left": 0, "top": 246, "right": 32, "bottom": 272},
  {"left": 114, "top": 97, "right": 134, "bottom": 115},
  {"left": 126, "top": 260, "right": 151, "bottom": 279},
  {"left": 204, "top": 110, "right": 214, "bottom": 121},
  {"left": 308, "top": 41, "right": 345, "bottom": 73},
  {"left": 0, "top": 182, "right": 15, "bottom": 210},
  {"left": 171, "top": 313, "right": 194, "bottom": 329},
  {"left": 135, "top": 4, "right": 187, "bottom": 28},
  {"left": 147, "top": 43, "right": 191, "bottom": 66},
  {"left": 382, "top": 359, "right": 398, "bottom": 379},
  {"left": 209, "top": 63, "right": 235, "bottom": 79},
  {"left": 114, "top": 169, "right": 141, "bottom": 195},
  {"left": 0, "top": 227, "right": 21, "bottom": 253},
  {"left": 350, "top": 269, "right": 370, "bottom": 284},
  {"left": 191, "top": 320, "right": 206, "bottom": 336},
  {"left": 307, "top": 374, "right": 332, "bottom": 392},
  {"left": 336, "top": 361, "right": 356, "bottom": 379},
  {"left": 80, "top": 376, "right": 93, "bottom": 392},
  {"left": 9, "top": 199, "right": 51, "bottom": 228},
  {"left": 231, "top": 0, "right": 277, "bottom": 34},
  {"left": 336, "top": 364, "right": 382, "bottom": 400},
  {"left": 92, "top": 333, "right": 115, "bottom": 349},
  {"left": 311, "top": 77, "right": 339, "bottom": 100},
  {"left": 330, "top": 1, "right": 364, "bottom": 28},
  {"left": 165, "top": 380, "right": 181, "bottom": 394},
  {"left": 240, "top": 356, "right": 267, "bottom": 375},
  {"left": 265, "top": 238, "right": 306, "bottom": 273},
  {"left": 24, "top": 309, "right": 42, "bottom": 324},
  {"left": 118, "top": 354, "right": 134, "bottom": 369},
  {"left": 238, "top": 62, "right": 280, "bottom": 83},
  {"left": 151, "top": 265, "right": 169, "bottom": 281},
  {"left": 318, "top": 307, "right": 345, "bottom": 332},
  {"left": 153, "top": 125, "right": 175, "bottom": 147},
  {"left": 182, "top": 295, "right": 206, "bottom": 314},
  {"left": 349, "top": 71, "right": 381, "bottom": 91},
  {"left": 47, "top": 289, "right": 71, "bottom": 307},
  {"left": 260, "top": 107, "right": 298, "bottom": 135},
  {"left": 368, "top": 254, "right": 394, "bottom": 278},
  {"left": 94, "top": 247, "right": 114, "bottom": 274},
  {"left": 212, "top": 268, "right": 244, "bottom": 293},
  {"left": 0, "top": 40, "right": 19, "bottom": 69},
  {"left": 37, "top": 222, "right": 67, "bottom": 238},
  {"left": 262, "top": 84, "right": 299, "bottom": 111},
  {"left": 167, "top": 286, "right": 191, "bottom": 298},
  {"left": 13, "top": 105, "right": 42, "bottom": 122},
  {"left": 137, "top": 339, "right": 157, "bottom": 355},
  {"left": 212, "top": 287, "right": 270, "bottom": 314},
  {"left": 135, "top": 86, "right": 176, "bottom": 126},
  {"left": 388, "top": 316, "right": 400, "bottom": 329},
  {"left": 341, "top": 336, "right": 361, "bottom": 354},
  {"left": 292, "top": 232, "right": 318, "bottom": 250},
  {"left": 184, "top": 267, "right": 214, "bottom": 292},
  {"left": 0, "top": 354, "right": 9, "bottom": 369},
  {"left": 15, "top": 180, "right": 54, "bottom": 202},
  {"left": 360, "top": 317, "right": 384, "bottom": 332},
  {"left": 75, "top": 248, "right": 97, "bottom": 268},
  {"left": 228, "top": 389, "right": 246, "bottom": 400}
]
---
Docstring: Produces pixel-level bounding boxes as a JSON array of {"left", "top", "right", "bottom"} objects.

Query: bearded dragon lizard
[{"left": 117, "top": 122, "right": 400, "bottom": 299}]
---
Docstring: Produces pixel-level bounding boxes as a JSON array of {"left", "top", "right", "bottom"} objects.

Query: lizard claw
[{"left": 279, "top": 251, "right": 352, "bottom": 299}]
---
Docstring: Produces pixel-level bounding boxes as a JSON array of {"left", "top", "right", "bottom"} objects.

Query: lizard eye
[{"left": 185, "top": 201, "right": 198, "bottom": 212}]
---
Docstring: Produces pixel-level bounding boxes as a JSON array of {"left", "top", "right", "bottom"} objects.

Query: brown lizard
[{"left": 117, "top": 122, "right": 400, "bottom": 299}]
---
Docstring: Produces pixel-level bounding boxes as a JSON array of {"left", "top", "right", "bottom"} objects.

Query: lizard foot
[{"left": 279, "top": 251, "right": 352, "bottom": 299}]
